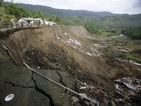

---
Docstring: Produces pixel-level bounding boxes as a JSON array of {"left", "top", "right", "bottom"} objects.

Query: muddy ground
[{"left": 0, "top": 26, "right": 141, "bottom": 106}]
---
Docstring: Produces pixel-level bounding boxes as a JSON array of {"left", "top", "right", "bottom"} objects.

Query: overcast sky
[{"left": 5, "top": 0, "right": 141, "bottom": 14}]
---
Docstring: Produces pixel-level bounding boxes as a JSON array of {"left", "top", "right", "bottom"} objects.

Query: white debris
[
  {"left": 120, "top": 49, "right": 129, "bottom": 53},
  {"left": 67, "top": 41, "right": 70, "bottom": 43},
  {"left": 56, "top": 36, "right": 61, "bottom": 40},
  {"left": 111, "top": 36, "right": 118, "bottom": 38},
  {"left": 80, "top": 86, "right": 87, "bottom": 90},
  {"left": 37, "top": 66, "right": 40, "bottom": 69},
  {"left": 94, "top": 44, "right": 100, "bottom": 47},
  {"left": 115, "top": 84, "right": 123, "bottom": 91},
  {"left": 48, "top": 21, "right": 56, "bottom": 26},
  {"left": 114, "top": 79, "right": 121, "bottom": 83},
  {"left": 119, "top": 34, "right": 124, "bottom": 37},
  {"left": 70, "top": 96, "right": 79, "bottom": 103},
  {"left": 74, "top": 40, "right": 81, "bottom": 46},
  {"left": 129, "top": 60, "right": 136, "bottom": 64},
  {"left": 123, "top": 82, "right": 136, "bottom": 91},
  {"left": 133, "top": 62, "right": 141, "bottom": 66},
  {"left": 79, "top": 93, "right": 88, "bottom": 99},
  {"left": 83, "top": 82, "right": 87, "bottom": 86},
  {"left": 116, "top": 58, "right": 141, "bottom": 66},
  {"left": 87, "top": 52, "right": 92, "bottom": 56},
  {"left": 64, "top": 33, "right": 67, "bottom": 35},
  {"left": 5, "top": 94, "right": 14, "bottom": 101}
]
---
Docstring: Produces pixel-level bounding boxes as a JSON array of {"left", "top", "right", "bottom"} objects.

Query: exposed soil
[{"left": 0, "top": 26, "right": 141, "bottom": 106}]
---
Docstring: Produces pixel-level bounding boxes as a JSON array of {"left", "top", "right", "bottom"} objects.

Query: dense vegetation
[
  {"left": 121, "top": 26, "right": 141, "bottom": 39},
  {"left": 0, "top": 2, "right": 61, "bottom": 23},
  {"left": 5, "top": 3, "right": 46, "bottom": 19},
  {"left": 0, "top": 3, "right": 14, "bottom": 21},
  {"left": 5, "top": 3, "right": 29, "bottom": 19}
]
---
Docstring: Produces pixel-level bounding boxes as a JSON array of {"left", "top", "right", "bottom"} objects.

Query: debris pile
[
  {"left": 115, "top": 58, "right": 141, "bottom": 66},
  {"left": 56, "top": 33, "right": 102, "bottom": 57},
  {"left": 75, "top": 78, "right": 141, "bottom": 106},
  {"left": 75, "top": 79, "right": 100, "bottom": 106},
  {"left": 114, "top": 77, "right": 141, "bottom": 103}
]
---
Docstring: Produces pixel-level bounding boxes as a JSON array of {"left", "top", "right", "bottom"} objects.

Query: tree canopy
[
  {"left": 5, "top": 3, "right": 28, "bottom": 18},
  {"left": 121, "top": 26, "right": 141, "bottom": 39}
]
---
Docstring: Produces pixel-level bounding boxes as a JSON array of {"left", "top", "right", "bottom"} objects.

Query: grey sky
[{"left": 5, "top": 0, "right": 141, "bottom": 14}]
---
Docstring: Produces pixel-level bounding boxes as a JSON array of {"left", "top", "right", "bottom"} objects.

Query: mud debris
[
  {"left": 114, "top": 77, "right": 141, "bottom": 104},
  {"left": 56, "top": 33, "right": 102, "bottom": 57},
  {"left": 76, "top": 77, "right": 141, "bottom": 106}
]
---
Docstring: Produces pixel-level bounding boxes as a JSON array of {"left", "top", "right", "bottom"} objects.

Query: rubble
[
  {"left": 79, "top": 93, "right": 88, "bottom": 99},
  {"left": 89, "top": 102, "right": 96, "bottom": 106},
  {"left": 70, "top": 96, "right": 79, "bottom": 103},
  {"left": 114, "top": 77, "right": 141, "bottom": 104},
  {"left": 115, "top": 58, "right": 141, "bottom": 66},
  {"left": 76, "top": 77, "right": 141, "bottom": 106},
  {"left": 56, "top": 34, "right": 102, "bottom": 57}
]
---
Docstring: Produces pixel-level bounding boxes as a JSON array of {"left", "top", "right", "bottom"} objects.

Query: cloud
[{"left": 134, "top": 0, "right": 141, "bottom": 8}]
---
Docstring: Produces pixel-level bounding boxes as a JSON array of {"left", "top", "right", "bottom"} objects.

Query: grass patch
[{"left": 123, "top": 52, "right": 141, "bottom": 63}]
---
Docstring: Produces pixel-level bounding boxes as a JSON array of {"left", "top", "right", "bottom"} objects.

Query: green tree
[
  {"left": 121, "top": 26, "right": 141, "bottom": 39},
  {"left": 55, "top": 16, "right": 61, "bottom": 24},
  {"left": 48, "top": 16, "right": 55, "bottom": 21},
  {"left": 5, "top": 3, "right": 28, "bottom": 18},
  {"left": 34, "top": 11, "right": 43, "bottom": 18},
  {"left": 0, "top": 0, "right": 4, "bottom": 7}
]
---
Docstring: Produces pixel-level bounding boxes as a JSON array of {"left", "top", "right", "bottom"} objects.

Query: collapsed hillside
[{"left": 0, "top": 26, "right": 141, "bottom": 106}]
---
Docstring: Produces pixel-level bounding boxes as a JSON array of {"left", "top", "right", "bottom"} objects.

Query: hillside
[
  {"left": 100, "top": 14, "right": 141, "bottom": 28},
  {"left": 0, "top": 26, "right": 141, "bottom": 106}
]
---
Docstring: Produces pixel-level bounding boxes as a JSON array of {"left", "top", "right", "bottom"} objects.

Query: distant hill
[
  {"left": 4, "top": 2, "right": 141, "bottom": 28},
  {"left": 15, "top": 3, "right": 141, "bottom": 27},
  {"left": 100, "top": 14, "right": 141, "bottom": 28},
  {"left": 5, "top": 2, "right": 130, "bottom": 18}
]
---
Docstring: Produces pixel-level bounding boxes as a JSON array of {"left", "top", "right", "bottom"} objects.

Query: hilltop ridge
[{"left": 5, "top": 2, "right": 132, "bottom": 17}]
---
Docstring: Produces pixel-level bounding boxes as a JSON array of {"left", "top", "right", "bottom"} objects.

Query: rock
[
  {"left": 89, "top": 102, "right": 96, "bottom": 106},
  {"left": 70, "top": 96, "right": 79, "bottom": 103},
  {"left": 80, "top": 86, "right": 87, "bottom": 90},
  {"left": 79, "top": 93, "right": 87, "bottom": 99},
  {"left": 124, "top": 103, "right": 132, "bottom": 106},
  {"left": 84, "top": 101, "right": 89, "bottom": 106},
  {"left": 72, "top": 102, "right": 82, "bottom": 106},
  {"left": 110, "top": 101, "right": 116, "bottom": 106}
]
